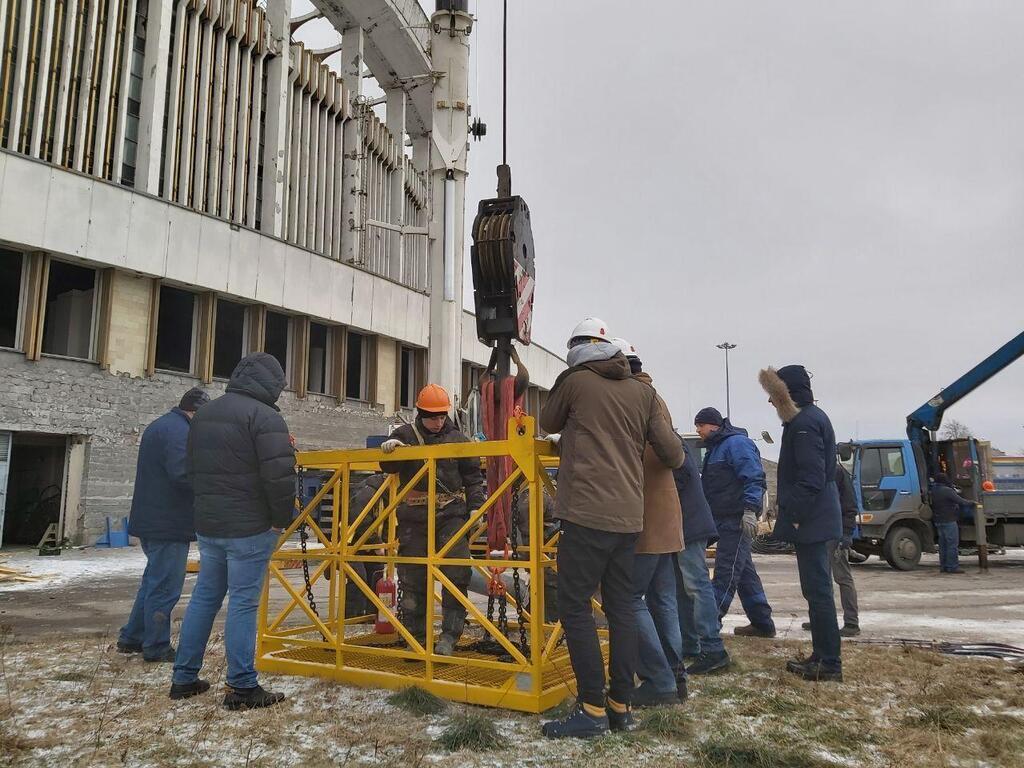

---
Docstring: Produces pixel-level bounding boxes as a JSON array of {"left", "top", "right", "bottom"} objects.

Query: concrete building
[{"left": 0, "top": 0, "right": 564, "bottom": 547}]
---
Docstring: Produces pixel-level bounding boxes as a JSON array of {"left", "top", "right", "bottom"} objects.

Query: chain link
[{"left": 509, "top": 483, "right": 529, "bottom": 656}]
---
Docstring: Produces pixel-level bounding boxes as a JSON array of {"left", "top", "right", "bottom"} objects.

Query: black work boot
[
  {"left": 169, "top": 679, "right": 211, "bottom": 700},
  {"left": 541, "top": 703, "right": 609, "bottom": 739},
  {"left": 800, "top": 661, "right": 843, "bottom": 683},
  {"left": 734, "top": 623, "right": 776, "bottom": 638},
  {"left": 607, "top": 700, "right": 636, "bottom": 732},
  {"left": 786, "top": 655, "right": 818, "bottom": 674},
  {"left": 223, "top": 684, "right": 285, "bottom": 711},
  {"left": 435, "top": 608, "right": 466, "bottom": 656},
  {"left": 839, "top": 625, "right": 861, "bottom": 637},
  {"left": 116, "top": 641, "right": 142, "bottom": 654},
  {"left": 631, "top": 681, "right": 680, "bottom": 708},
  {"left": 686, "top": 650, "right": 731, "bottom": 676}
]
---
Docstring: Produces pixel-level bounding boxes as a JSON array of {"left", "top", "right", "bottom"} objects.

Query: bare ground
[{"left": 1, "top": 628, "right": 1022, "bottom": 768}]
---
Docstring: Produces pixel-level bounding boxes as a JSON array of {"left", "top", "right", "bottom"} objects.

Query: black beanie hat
[
  {"left": 694, "top": 407, "right": 724, "bottom": 427},
  {"left": 934, "top": 472, "right": 950, "bottom": 485},
  {"left": 179, "top": 387, "right": 210, "bottom": 412}
]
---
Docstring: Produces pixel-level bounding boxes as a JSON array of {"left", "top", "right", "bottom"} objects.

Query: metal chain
[
  {"left": 296, "top": 468, "right": 320, "bottom": 620},
  {"left": 509, "top": 483, "right": 529, "bottom": 655}
]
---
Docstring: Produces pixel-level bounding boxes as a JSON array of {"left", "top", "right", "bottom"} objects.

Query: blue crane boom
[{"left": 906, "top": 330, "right": 1024, "bottom": 446}]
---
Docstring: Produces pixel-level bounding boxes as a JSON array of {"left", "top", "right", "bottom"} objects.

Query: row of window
[{"left": 0, "top": 248, "right": 426, "bottom": 408}]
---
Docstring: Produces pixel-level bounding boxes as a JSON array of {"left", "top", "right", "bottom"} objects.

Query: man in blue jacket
[
  {"left": 759, "top": 364, "right": 843, "bottom": 682},
  {"left": 694, "top": 407, "right": 775, "bottom": 638},
  {"left": 671, "top": 439, "right": 730, "bottom": 674},
  {"left": 118, "top": 387, "right": 209, "bottom": 662}
]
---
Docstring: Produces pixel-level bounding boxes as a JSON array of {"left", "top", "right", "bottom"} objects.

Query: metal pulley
[{"left": 470, "top": 167, "right": 536, "bottom": 347}]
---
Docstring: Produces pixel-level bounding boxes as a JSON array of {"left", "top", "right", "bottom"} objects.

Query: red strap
[{"left": 483, "top": 376, "right": 525, "bottom": 551}]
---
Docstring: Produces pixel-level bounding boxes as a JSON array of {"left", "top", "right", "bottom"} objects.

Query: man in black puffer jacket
[
  {"left": 759, "top": 364, "right": 843, "bottom": 683},
  {"left": 170, "top": 353, "right": 295, "bottom": 710}
]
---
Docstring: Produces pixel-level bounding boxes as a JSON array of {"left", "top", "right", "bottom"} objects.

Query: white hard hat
[
  {"left": 611, "top": 337, "right": 640, "bottom": 359},
  {"left": 567, "top": 317, "right": 610, "bottom": 349}
]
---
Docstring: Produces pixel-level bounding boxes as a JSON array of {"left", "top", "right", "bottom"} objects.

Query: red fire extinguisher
[{"left": 374, "top": 572, "right": 397, "bottom": 634}]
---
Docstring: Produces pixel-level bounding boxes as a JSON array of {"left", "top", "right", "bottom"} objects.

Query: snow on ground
[{"left": 0, "top": 546, "right": 151, "bottom": 592}]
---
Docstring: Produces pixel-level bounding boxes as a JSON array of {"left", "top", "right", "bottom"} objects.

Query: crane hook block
[{"left": 470, "top": 195, "right": 536, "bottom": 346}]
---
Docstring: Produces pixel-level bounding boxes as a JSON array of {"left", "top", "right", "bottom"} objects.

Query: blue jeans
[
  {"left": 713, "top": 520, "right": 774, "bottom": 631},
  {"left": 119, "top": 539, "right": 190, "bottom": 659},
  {"left": 935, "top": 522, "right": 960, "bottom": 572},
  {"left": 172, "top": 530, "right": 278, "bottom": 689},
  {"left": 675, "top": 538, "right": 725, "bottom": 656},
  {"left": 795, "top": 541, "right": 841, "bottom": 670},
  {"left": 634, "top": 553, "right": 682, "bottom": 693}
]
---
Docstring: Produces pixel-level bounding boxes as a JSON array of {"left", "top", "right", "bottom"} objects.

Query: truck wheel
[{"left": 883, "top": 526, "right": 922, "bottom": 571}]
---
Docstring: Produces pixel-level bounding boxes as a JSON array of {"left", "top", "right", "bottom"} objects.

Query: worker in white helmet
[{"left": 540, "top": 320, "right": 685, "bottom": 739}]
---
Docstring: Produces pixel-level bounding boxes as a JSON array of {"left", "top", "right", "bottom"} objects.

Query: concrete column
[
  {"left": 425, "top": 6, "right": 472, "bottom": 402},
  {"left": 386, "top": 88, "right": 406, "bottom": 280},
  {"left": 260, "top": 0, "right": 293, "bottom": 237},
  {"left": 339, "top": 25, "right": 364, "bottom": 265}
]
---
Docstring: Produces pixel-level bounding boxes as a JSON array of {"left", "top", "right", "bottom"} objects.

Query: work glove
[
  {"left": 542, "top": 433, "right": 561, "bottom": 446},
  {"left": 381, "top": 439, "right": 406, "bottom": 454},
  {"left": 741, "top": 509, "right": 759, "bottom": 540}
]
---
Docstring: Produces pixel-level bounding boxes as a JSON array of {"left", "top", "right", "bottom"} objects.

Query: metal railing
[{"left": 256, "top": 416, "right": 600, "bottom": 713}]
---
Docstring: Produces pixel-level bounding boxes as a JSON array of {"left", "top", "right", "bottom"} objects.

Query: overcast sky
[{"left": 298, "top": 1, "right": 1024, "bottom": 458}]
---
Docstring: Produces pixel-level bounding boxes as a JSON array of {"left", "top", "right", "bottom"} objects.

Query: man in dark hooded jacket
[
  {"left": 118, "top": 387, "right": 209, "bottom": 662},
  {"left": 931, "top": 472, "right": 974, "bottom": 574},
  {"left": 759, "top": 364, "right": 843, "bottom": 682},
  {"left": 694, "top": 407, "right": 775, "bottom": 638},
  {"left": 170, "top": 353, "right": 295, "bottom": 709}
]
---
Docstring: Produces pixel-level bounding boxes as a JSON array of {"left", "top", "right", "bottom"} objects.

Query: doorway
[{"left": 0, "top": 432, "right": 68, "bottom": 548}]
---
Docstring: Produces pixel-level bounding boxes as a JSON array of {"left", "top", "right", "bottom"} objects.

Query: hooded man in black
[
  {"left": 931, "top": 472, "right": 974, "bottom": 574},
  {"left": 759, "top": 364, "right": 843, "bottom": 682},
  {"left": 170, "top": 353, "right": 295, "bottom": 710}
]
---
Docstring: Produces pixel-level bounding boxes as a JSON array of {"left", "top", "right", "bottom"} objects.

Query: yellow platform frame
[{"left": 256, "top": 416, "right": 605, "bottom": 713}]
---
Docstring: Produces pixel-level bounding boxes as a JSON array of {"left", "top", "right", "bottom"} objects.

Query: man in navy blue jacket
[
  {"left": 694, "top": 407, "right": 775, "bottom": 638},
  {"left": 759, "top": 365, "right": 843, "bottom": 682},
  {"left": 118, "top": 387, "right": 209, "bottom": 662}
]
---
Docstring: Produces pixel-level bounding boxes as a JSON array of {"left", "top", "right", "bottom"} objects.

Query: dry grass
[
  {"left": 0, "top": 630, "right": 1022, "bottom": 767},
  {"left": 387, "top": 685, "right": 448, "bottom": 716}
]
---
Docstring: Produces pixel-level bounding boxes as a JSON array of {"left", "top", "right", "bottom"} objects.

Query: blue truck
[{"left": 841, "top": 331, "right": 1024, "bottom": 570}]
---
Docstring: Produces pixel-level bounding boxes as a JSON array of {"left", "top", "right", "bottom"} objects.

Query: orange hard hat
[
  {"left": 415, "top": 383, "right": 451, "bottom": 414},
  {"left": 982, "top": 480, "right": 996, "bottom": 492}
]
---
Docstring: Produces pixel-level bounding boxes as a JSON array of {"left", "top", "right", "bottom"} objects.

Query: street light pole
[{"left": 716, "top": 342, "right": 737, "bottom": 419}]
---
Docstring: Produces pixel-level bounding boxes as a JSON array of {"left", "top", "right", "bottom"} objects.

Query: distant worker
[
  {"left": 539, "top": 319, "right": 684, "bottom": 738},
  {"left": 693, "top": 407, "right": 775, "bottom": 638},
  {"left": 379, "top": 384, "right": 486, "bottom": 656},
  {"left": 346, "top": 472, "right": 388, "bottom": 617},
  {"left": 759, "top": 364, "right": 843, "bottom": 682},
  {"left": 612, "top": 338, "right": 687, "bottom": 708},
  {"left": 930, "top": 472, "right": 974, "bottom": 575},
  {"left": 118, "top": 387, "right": 209, "bottom": 663},
  {"left": 171, "top": 353, "right": 296, "bottom": 709},
  {"left": 671, "top": 439, "right": 730, "bottom": 675},
  {"left": 803, "top": 463, "right": 860, "bottom": 637}
]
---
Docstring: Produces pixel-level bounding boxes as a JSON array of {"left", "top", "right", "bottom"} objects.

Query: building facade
[{"left": 0, "top": 0, "right": 564, "bottom": 546}]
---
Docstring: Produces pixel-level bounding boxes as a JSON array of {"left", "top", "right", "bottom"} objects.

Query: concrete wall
[
  {"left": 375, "top": 338, "right": 398, "bottom": 415},
  {"left": 0, "top": 152, "right": 432, "bottom": 347},
  {"left": 108, "top": 273, "right": 154, "bottom": 377},
  {"left": 0, "top": 350, "right": 391, "bottom": 544}
]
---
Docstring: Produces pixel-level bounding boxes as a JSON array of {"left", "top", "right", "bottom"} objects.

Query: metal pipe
[{"left": 443, "top": 170, "right": 455, "bottom": 301}]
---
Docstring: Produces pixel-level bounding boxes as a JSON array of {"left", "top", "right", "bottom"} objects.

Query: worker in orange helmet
[{"left": 379, "top": 384, "right": 486, "bottom": 655}]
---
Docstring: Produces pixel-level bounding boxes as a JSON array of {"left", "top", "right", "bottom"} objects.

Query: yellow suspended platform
[{"left": 256, "top": 416, "right": 607, "bottom": 713}]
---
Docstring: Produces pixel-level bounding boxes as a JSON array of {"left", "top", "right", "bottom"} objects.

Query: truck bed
[{"left": 981, "top": 490, "right": 1024, "bottom": 518}]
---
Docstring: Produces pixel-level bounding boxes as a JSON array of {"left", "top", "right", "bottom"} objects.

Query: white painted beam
[
  {"left": 339, "top": 24, "right": 364, "bottom": 265},
  {"left": 258, "top": 0, "right": 292, "bottom": 237},
  {"left": 111, "top": 0, "right": 140, "bottom": 183},
  {"left": 30, "top": 0, "right": 58, "bottom": 158}
]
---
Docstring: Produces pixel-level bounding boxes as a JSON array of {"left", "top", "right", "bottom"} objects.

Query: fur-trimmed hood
[{"left": 759, "top": 366, "right": 801, "bottom": 423}]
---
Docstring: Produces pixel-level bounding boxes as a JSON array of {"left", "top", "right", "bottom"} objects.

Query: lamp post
[{"left": 716, "top": 342, "right": 737, "bottom": 419}]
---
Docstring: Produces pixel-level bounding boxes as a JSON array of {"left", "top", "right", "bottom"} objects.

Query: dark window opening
[
  {"left": 308, "top": 322, "right": 330, "bottom": 395},
  {"left": 42, "top": 261, "right": 96, "bottom": 359},
  {"left": 265, "top": 311, "right": 291, "bottom": 383},
  {"left": 154, "top": 286, "right": 195, "bottom": 372},
  {"left": 399, "top": 346, "right": 419, "bottom": 409},
  {"left": 212, "top": 299, "right": 246, "bottom": 378},
  {"left": 346, "top": 332, "right": 367, "bottom": 401},
  {"left": 0, "top": 249, "right": 24, "bottom": 349}
]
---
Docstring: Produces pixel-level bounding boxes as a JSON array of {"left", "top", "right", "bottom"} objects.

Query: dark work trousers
[
  {"left": 935, "top": 522, "right": 960, "bottom": 572},
  {"left": 825, "top": 540, "right": 859, "bottom": 628},
  {"left": 795, "top": 541, "right": 841, "bottom": 670},
  {"left": 556, "top": 520, "right": 639, "bottom": 709},
  {"left": 397, "top": 506, "right": 471, "bottom": 642},
  {"left": 713, "top": 519, "right": 775, "bottom": 631}
]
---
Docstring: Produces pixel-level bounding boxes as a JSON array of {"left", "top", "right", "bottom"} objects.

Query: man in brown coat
[
  {"left": 539, "top": 319, "right": 684, "bottom": 739},
  {"left": 615, "top": 340, "right": 688, "bottom": 708}
]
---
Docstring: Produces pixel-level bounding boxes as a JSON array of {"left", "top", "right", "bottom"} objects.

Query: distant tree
[{"left": 940, "top": 419, "right": 973, "bottom": 439}]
